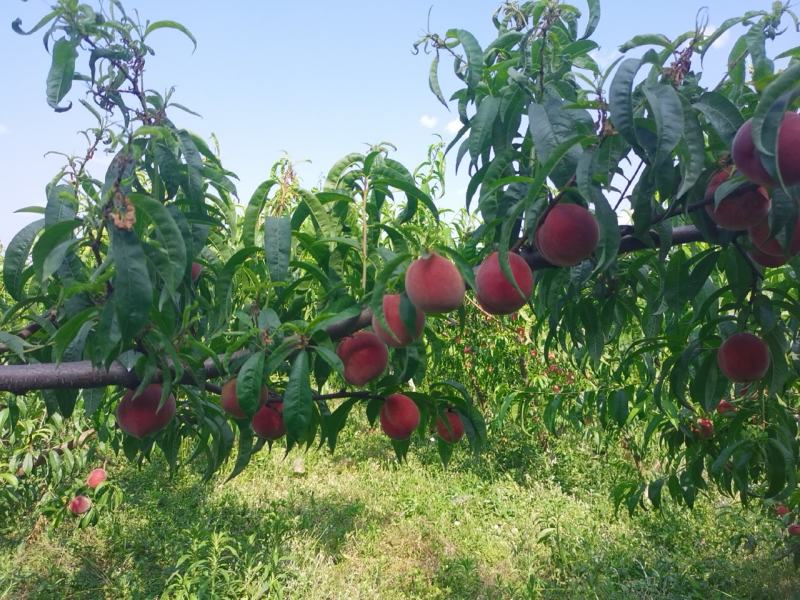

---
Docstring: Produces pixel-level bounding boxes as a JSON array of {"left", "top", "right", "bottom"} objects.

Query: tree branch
[
  {"left": 0, "top": 227, "right": 707, "bottom": 393},
  {"left": 15, "top": 428, "right": 96, "bottom": 478}
]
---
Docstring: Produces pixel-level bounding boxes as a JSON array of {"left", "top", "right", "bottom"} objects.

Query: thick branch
[{"left": 0, "top": 227, "right": 706, "bottom": 393}]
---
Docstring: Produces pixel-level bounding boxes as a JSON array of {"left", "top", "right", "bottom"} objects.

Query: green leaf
[
  {"left": 297, "top": 188, "right": 338, "bottom": 238},
  {"left": 750, "top": 63, "right": 800, "bottom": 183},
  {"left": 241, "top": 179, "right": 276, "bottom": 247},
  {"left": 590, "top": 188, "right": 620, "bottom": 275},
  {"left": 323, "top": 397, "right": 357, "bottom": 453},
  {"left": 581, "top": 0, "right": 601, "bottom": 40},
  {"left": 30, "top": 219, "right": 80, "bottom": 285},
  {"left": 446, "top": 29, "right": 483, "bottom": 90},
  {"left": 46, "top": 38, "right": 78, "bottom": 111},
  {"left": 324, "top": 153, "right": 363, "bottom": 191},
  {"left": 468, "top": 96, "right": 500, "bottom": 165},
  {"left": 236, "top": 352, "right": 265, "bottom": 418},
  {"left": 128, "top": 193, "right": 187, "bottom": 295},
  {"left": 642, "top": 83, "right": 683, "bottom": 169},
  {"left": 693, "top": 92, "right": 744, "bottom": 147},
  {"left": 284, "top": 351, "right": 313, "bottom": 442},
  {"left": 0, "top": 332, "right": 26, "bottom": 361},
  {"left": 313, "top": 345, "right": 344, "bottom": 378},
  {"left": 144, "top": 20, "right": 198, "bottom": 52},
  {"left": 428, "top": 53, "right": 448, "bottom": 109},
  {"left": 676, "top": 100, "right": 707, "bottom": 198},
  {"left": 51, "top": 307, "right": 98, "bottom": 363},
  {"left": 226, "top": 421, "right": 254, "bottom": 482},
  {"left": 609, "top": 58, "right": 643, "bottom": 149},
  {"left": 264, "top": 216, "right": 292, "bottom": 282},
  {"left": 3, "top": 219, "right": 44, "bottom": 301},
  {"left": 110, "top": 228, "right": 153, "bottom": 341},
  {"left": 619, "top": 34, "right": 673, "bottom": 53}
]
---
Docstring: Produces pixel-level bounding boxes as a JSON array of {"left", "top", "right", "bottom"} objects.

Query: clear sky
[{"left": 0, "top": 0, "right": 787, "bottom": 246}]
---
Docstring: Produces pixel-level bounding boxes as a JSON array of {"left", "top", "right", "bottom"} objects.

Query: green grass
[{"left": 1, "top": 415, "right": 797, "bottom": 599}]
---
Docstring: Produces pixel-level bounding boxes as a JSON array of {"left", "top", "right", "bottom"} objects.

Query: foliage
[{"left": 3, "top": 0, "right": 800, "bottom": 574}]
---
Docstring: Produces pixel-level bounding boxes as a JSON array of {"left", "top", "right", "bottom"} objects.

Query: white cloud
[
  {"left": 706, "top": 26, "right": 732, "bottom": 51},
  {"left": 445, "top": 119, "right": 462, "bottom": 134},
  {"left": 419, "top": 114, "right": 437, "bottom": 128},
  {"left": 0, "top": 123, "right": 8, "bottom": 136}
]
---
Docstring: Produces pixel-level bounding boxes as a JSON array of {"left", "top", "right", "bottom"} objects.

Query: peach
[
  {"left": 716, "top": 399, "right": 737, "bottom": 415},
  {"left": 116, "top": 384, "right": 176, "bottom": 439},
  {"left": 372, "top": 294, "right": 425, "bottom": 347},
  {"left": 220, "top": 379, "right": 268, "bottom": 419},
  {"left": 717, "top": 332, "right": 770, "bottom": 383},
  {"left": 69, "top": 495, "right": 92, "bottom": 515},
  {"left": 86, "top": 468, "right": 107, "bottom": 489},
  {"left": 436, "top": 409, "right": 465, "bottom": 443},
  {"left": 704, "top": 168, "right": 770, "bottom": 231},
  {"left": 776, "top": 504, "right": 790, "bottom": 517},
  {"left": 251, "top": 402, "right": 286, "bottom": 440},
  {"left": 379, "top": 393, "right": 420, "bottom": 440},
  {"left": 336, "top": 331, "right": 388, "bottom": 386},
  {"left": 695, "top": 418, "right": 714, "bottom": 440},
  {"left": 789, "top": 523, "right": 800, "bottom": 536},
  {"left": 749, "top": 217, "right": 800, "bottom": 257},
  {"left": 749, "top": 247, "right": 788, "bottom": 268},
  {"left": 404, "top": 253, "right": 465, "bottom": 313},
  {"left": 732, "top": 113, "right": 800, "bottom": 187},
  {"left": 475, "top": 252, "right": 533, "bottom": 315},
  {"left": 536, "top": 204, "right": 599, "bottom": 267},
  {"left": 191, "top": 262, "right": 202, "bottom": 282}
]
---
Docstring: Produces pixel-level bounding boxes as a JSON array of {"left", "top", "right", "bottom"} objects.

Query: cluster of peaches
[{"left": 697, "top": 112, "right": 800, "bottom": 438}]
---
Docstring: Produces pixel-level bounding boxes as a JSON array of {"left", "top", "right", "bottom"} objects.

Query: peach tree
[{"left": 2, "top": 0, "right": 800, "bottom": 547}]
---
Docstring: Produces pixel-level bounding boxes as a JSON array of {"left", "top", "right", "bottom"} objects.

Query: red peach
[
  {"left": 336, "top": 331, "right": 389, "bottom": 386},
  {"left": 405, "top": 253, "right": 465, "bottom": 313},
  {"left": 704, "top": 168, "right": 770, "bottom": 231},
  {"left": 251, "top": 402, "right": 286, "bottom": 440},
  {"left": 116, "top": 384, "right": 176, "bottom": 439},
  {"left": 536, "top": 204, "right": 600, "bottom": 267},
  {"left": 379, "top": 393, "right": 420, "bottom": 440},
  {"left": 372, "top": 294, "right": 425, "bottom": 347},
  {"left": 475, "top": 252, "right": 534, "bottom": 315},
  {"left": 717, "top": 333, "right": 771, "bottom": 383},
  {"left": 436, "top": 409, "right": 465, "bottom": 443}
]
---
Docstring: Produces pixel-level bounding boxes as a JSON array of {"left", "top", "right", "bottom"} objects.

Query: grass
[{"left": 1, "top": 413, "right": 798, "bottom": 599}]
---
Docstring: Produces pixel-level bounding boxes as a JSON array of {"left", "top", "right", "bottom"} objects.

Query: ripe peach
[
  {"left": 372, "top": 294, "right": 425, "bottom": 347},
  {"left": 379, "top": 393, "right": 420, "bottom": 440},
  {"left": 404, "top": 253, "right": 465, "bottom": 313},
  {"left": 86, "top": 468, "right": 107, "bottom": 489},
  {"left": 251, "top": 402, "right": 286, "bottom": 440},
  {"left": 749, "top": 217, "right": 800, "bottom": 257},
  {"left": 732, "top": 113, "right": 800, "bottom": 187},
  {"left": 696, "top": 418, "right": 714, "bottom": 440},
  {"left": 716, "top": 399, "right": 736, "bottom": 415},
  {"left": 69, "top": 495, "right": 92, "bottom": 515},
  {"left": 191, "top": 262, "right": 203, "bottom": 282},
  {"left": 789, "top": 523, "right": 800, "bottom": 536},
  {"left": 775, "top": 504, "right": 790, "bottom": 517},
  {"left": 220, "top": 379, "right": 268, "bottom": 419},
  {"left": 704, "top": 168, "right": 770, "bottom": 231},
  {"left": 749, "top": 247, "right": 788, "bottom": 268},
  {"left": 336, "top": 331, "right": 388, "bottom": 386},
  {"left": 536, "top": 204, "right": 600, "bottom": 267},
  {"left": 116, "top": 384, "right": 176, "bottom": 439},
  {"left": 475, "top": 252, "right": 533, "bottom": 315},
  {"left": 717, "top": 333, "right": 770, "bottom": 383},
  {"left": 436, "top": 409, "right": 465, "bottom": 443}
]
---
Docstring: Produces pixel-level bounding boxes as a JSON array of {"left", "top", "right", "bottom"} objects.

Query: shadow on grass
[{"left": 6, "top": 455, "right": 370, "bottom": 598}]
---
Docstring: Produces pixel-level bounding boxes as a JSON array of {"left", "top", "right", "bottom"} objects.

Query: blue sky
[{"left": 0, "top": 0, "right": 786, "bottom": 246}]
